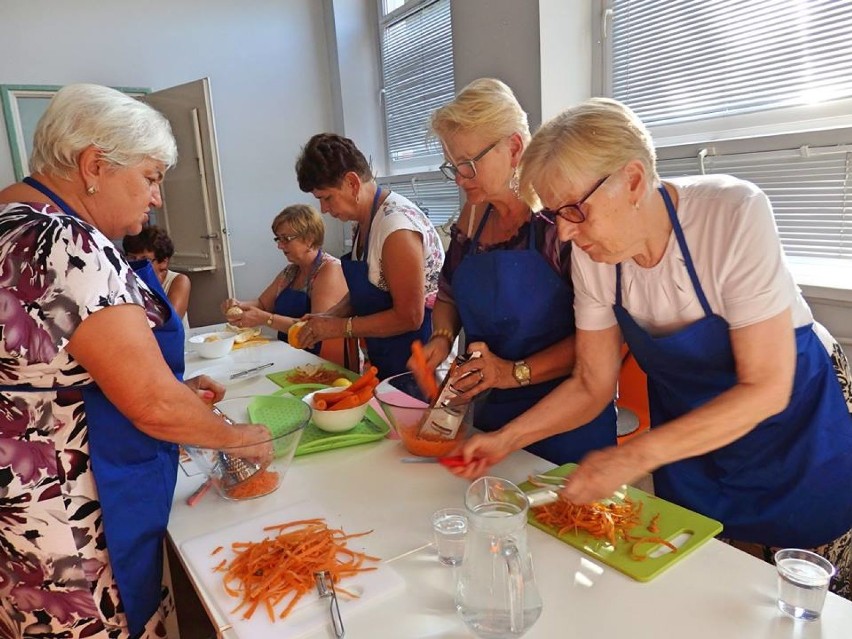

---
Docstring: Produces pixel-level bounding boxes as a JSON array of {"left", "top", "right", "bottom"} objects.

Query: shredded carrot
[
  {"left": 647, "top": 513, "right": 660, "bottom": 533},
  {"left": 225, "top": 470, "right": 280, "bottom": 500},
  {"left": 410, "top": 341, "right": 439, "bottom": 401},
  {"left": 211, "top": 546, "right": 224, "bottom": 556},
  {"left": 532, "top": 495, "right": 678, "bottom": 561},
  {"left": 214, "top": 519, "right": 379, "bottom": 621}
]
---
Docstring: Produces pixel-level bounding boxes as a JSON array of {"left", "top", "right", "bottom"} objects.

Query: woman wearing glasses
[
  {"left": 295, "top": 133, "right": 444, "bottom": 378},
  {"left": 416, "top": 78, "right": 616, "bottom": 464},
  {"left": 221, "top": 203, "right": 347, "bottom": 357},
  {"left": 452, "top": 97, "right": 852, "bottom": 595}
]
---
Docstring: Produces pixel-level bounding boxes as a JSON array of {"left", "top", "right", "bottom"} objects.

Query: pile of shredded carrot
[
  {"left": 214, "top": 518, "right": 379, "bottom": 621},
  {"left": 285, "top": 365, "right": 345, "bottom": 386},
  {"left": 531, "top": 496, "right": 678, "bottom": 561},
  {"left": 224, "top": 469, "right": 280, "bottom": 500}
]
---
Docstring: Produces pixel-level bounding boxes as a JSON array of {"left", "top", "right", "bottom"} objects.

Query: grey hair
[
  {"left": 430, "top": 78, "right": 531, "bottom": 146},
  {"left": 29, "top": 84, "right": 177, "bottom": 176},
  {"left": 519, "top": 97, "right": 658, "bottom": 208}
]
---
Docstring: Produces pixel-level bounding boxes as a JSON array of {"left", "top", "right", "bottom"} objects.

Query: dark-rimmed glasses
[
  {"left": 273, "top": 233, "right": 299, "bottom": 244},
  {"left": 536, "top": 175, "right": 610, "bottom": 224},
  {"left": 439, "top": 140, "right": 499, "bottom": 180}
]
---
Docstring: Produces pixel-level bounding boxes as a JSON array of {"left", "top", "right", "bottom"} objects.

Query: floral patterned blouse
[{"left": 0, "top": 202, "right": 171, "bottom": 638}]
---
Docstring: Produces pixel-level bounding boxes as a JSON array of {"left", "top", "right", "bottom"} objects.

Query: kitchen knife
[{"left": 229, "top": 362, "right": 274, "bottom": 380}]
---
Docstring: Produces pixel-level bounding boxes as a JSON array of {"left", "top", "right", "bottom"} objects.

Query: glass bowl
[
  {"left": 373, "top": 372, "right": 472, "bottom": 457},
  {"left": 184, "top": 396, "right": 310, "bottom": 500}
]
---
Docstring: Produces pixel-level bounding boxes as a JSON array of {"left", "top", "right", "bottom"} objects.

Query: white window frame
[
  {"left": 593, "top": 0, "right": 852, "bottom": 294},
  {"left": 377, "top": 0, "right": 453, "bottom": 175}
]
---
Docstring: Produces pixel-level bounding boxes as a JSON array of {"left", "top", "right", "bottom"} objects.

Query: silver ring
[{"left": 478, "top": 369, "right": 485, "bottom": 381}]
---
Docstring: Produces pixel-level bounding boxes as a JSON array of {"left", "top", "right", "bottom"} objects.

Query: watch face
[{"left": 514, "top": 362, "right": 531, "bottom": 382}]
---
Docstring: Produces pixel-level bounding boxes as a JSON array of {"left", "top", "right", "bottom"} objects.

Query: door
[{"left": 143, "top": 78, "right": 234, "bottom": 327}]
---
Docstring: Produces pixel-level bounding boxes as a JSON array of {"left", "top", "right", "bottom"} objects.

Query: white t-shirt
[
  {"left": 573, "top": 175, "right": 815, "bottom": 337},
  {"left": 362, "top": 191, "right": 445, "bottom": 305}
]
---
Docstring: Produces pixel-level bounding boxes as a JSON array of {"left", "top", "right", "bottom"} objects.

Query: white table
[{"left": 168, "top": 331, "right": 852, "bottom": 638}]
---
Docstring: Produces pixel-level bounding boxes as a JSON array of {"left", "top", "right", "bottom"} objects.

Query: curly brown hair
[
  {"left": 122, "top": 225, "right": 174, "bottom": 262},
  {"left": 295, "top": 133, "right": 372, "bottom": 192}
]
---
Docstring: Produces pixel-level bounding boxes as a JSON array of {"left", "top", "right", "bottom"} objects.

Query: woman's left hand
[
  {"left": 229, "top": 305, "right": 269, "bottom": 329},
  {"left": 450, "top": 342, "right": 514, "bottom": 400},
  {"left": 559, "top": 446, "right": 649, "bottom": 504},
  {"left": 298, "top": 314, "right": 346, "bottom": 349},
  {"left": 184, "top": 374, "right": 226, "bottom": 405}
]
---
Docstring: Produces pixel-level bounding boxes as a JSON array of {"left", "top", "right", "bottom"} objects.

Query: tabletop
[{"left": 168, "top": 327, "right": 852, "bottom": 638}]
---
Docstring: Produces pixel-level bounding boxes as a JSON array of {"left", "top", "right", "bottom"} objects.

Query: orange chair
[{"left": 616, "top": 345, "right": 651, "bottom": 444}]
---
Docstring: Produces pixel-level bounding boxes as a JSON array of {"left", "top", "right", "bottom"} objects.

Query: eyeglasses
[
  {"left": 273, "top": 234, "right": 299, "bottom": 244},
  {"left": 536, "top": 175, "right": 611, "bottom": 225},
  {"left": 439, "top": 140, "right": 499, "bottom": 180}
]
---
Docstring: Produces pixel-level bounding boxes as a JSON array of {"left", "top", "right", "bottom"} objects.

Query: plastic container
[
  {"left": 373, "top": 372, "right": 473, "bottom": 457},
  {"left": 184, "top": 396, "right": 310, "bottom": 501},
  {"left": 189, "top": 331, "right": 237, "bottom": 359},
  {"left": 302, "top": 388, "right": 369, "bottom": 433}
]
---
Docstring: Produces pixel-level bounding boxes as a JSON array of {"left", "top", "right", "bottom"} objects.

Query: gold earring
[{"left": 86, "top": 185, "right": 98, "bottom": 195}]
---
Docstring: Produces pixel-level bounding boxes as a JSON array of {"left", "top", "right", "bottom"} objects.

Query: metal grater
[{"left": 212, "top": 406, "right": 262, "bottom": 488}]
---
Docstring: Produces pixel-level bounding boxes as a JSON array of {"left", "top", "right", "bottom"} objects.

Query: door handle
[{"left": 199, "top": 233, "right": 219, "bottom": 240}]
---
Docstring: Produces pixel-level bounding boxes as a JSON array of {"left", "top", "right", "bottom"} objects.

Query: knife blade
[{"left": 229, "top": 362, "right": 274, "bottom": 380}]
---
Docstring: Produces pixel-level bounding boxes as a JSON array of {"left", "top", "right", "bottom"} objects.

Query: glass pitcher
[{"left": 456, "top": 477, "right": 542, "bottom": 639}]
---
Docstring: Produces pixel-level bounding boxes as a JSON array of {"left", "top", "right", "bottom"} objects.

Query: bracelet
[
  {"left": 266, "top": 313, "right": 274, "bottom": 327},
  {"left": 344, "top": 316, "right": 354, "bottom": 339},
  {"left": 429, "top": 328, "right": 455, "bottom": 344}
]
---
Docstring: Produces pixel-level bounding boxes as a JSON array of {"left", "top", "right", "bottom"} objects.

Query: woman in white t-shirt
[
  {"left": 295, "top": 133, "right": 444, "bottom": 378},
  {"left": 450, "top": 98, "right": 852, "bottom": 597}
]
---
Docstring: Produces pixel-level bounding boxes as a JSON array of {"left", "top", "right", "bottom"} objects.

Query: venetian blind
[
  {"left": 609, "top": 0, "right": 852, "bottom": 127},
  {"left": 380, "top": 0, "right": 454, "bottom": 167},
  {"left": 378, "top": 174, "right": 461, "bottom": 225},
  {"left": 658, "top": 146, "right": 852, "bottom": 260}
]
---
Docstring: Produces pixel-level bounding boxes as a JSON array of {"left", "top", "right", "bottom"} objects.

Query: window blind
[
  {"left": 378, "top": 173, "right": 461, "bottom": 225},
  {"left": 609, "top": 0, "right": 852, "bottom": 127},
  {"left": 658, "top": 145, "right": 852, "bottom": 260},
  {"left": 380, "top": 0, "right": 454, "bottom": 166}
]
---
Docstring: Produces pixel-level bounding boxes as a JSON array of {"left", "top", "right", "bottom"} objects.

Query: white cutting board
[{"left": 180, "top": 500, "right": 405, "bottom": 638}]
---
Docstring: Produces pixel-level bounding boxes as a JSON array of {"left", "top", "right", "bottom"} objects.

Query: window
[
  {"left": 378, "top": 0, "right": 454, "bottom": 173},
  {"left": 378, "top": 172, "right": 461, "bottom": 226},
  {"left": 596, "top": 0, "right": 852, "bottom": 280}
]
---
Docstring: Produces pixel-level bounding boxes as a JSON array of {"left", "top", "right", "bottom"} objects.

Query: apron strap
[
  {"left": 23, "top": 176, "right": 81, "bottom": 218},
  {"left": 352, "top": 187, "right": 383, "bottom": 262},
  {"left": 659, "top": 185, "right": 714, "bottom": 317}
]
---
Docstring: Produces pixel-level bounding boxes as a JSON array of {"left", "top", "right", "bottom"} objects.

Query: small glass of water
[
  {"left": 432, "top": 508, "right": 468, "bottom": 566},
  {"left": 775, "top": 548, "right": 836, "bottom": 621}
]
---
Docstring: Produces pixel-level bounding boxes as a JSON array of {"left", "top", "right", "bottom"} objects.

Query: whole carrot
[{"left": 410, "top": 340, "right": 439, "bottom": 401}]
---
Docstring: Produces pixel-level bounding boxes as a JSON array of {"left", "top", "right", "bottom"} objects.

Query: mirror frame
[{"left": 0, "top": 84, "right": 149, "bottom": 181}]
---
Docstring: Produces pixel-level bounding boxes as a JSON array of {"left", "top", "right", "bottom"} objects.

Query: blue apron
[
  {"left": 274, "top": 250, "right": 323, "bottom": 355},
  {"left": 614, "top": 185, "right": 852, "bottom": 547},
  {"left": 21, "top": 177, "right": 184, "bottom": 635},
  {"left": 341, "top": 187, "right": 432, "bottom": 379},
  {"left": 452, "top": 207, "right": 616, "bottom": 464}
]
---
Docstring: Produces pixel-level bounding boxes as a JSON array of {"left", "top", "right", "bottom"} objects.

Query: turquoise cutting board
[{"left": 520, "top": 463, "right": 723, "bottom": 582}]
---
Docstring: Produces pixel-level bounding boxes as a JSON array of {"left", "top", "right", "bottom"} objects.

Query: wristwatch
[{"left": 513, "top": 360, "right": 531, "bottom": 387}]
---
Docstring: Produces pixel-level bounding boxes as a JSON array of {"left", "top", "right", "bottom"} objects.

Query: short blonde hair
[
  {"left": 430, "top": 78, "right": 531, "bottom": 146},
  {"left": 519, "top": 98, "right": 658, "bottom": 207},
  {"left": 271, "top": 204, "right": 325, "bottom": 248},
  {"left": 30, "top": 84, "right": 177, "bottom": 177}
]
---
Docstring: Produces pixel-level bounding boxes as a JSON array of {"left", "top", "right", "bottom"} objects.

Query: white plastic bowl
[
  {"left": 189, "top": 331, "right": 237, "bottom": 359},
  {"left": 303, "top": 388, "right": 368, "bottom": 433}
]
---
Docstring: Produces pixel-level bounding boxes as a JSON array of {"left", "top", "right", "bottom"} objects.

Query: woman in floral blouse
[{"left": 0, "top": 84, "right": 271, "bottom": 638}]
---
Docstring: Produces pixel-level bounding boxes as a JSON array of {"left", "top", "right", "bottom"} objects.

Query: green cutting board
[
  {"left": 266, "top": 363, "right": 357, "bottom": 389},
  {"left": 266, "top": 388, "right": 390, "bottom": 456},
  {"left": 520, "top": 463, "right": 723, "bottom": 582}
]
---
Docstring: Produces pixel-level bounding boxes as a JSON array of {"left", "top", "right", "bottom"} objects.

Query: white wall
[{"left": 0, "top": 0, "right": 338, "bottom": 301}]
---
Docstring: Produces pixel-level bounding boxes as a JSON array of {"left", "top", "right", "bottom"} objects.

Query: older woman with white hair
[
  {"left": 453, "top": 97, "right": 852, "bottom": 597},
  {"left": 0, "top": 84, "right": 272, "bottom": 637},
  {"left": 413, "top": 78, "right": 616, "bottom": 464}
]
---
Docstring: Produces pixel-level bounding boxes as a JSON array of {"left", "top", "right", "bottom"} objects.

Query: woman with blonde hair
[
  {"left": 0, "top": 84, "right": 271, "bottom": 637},
  {"left": 453, "top": 97, "right": 852, "bottom": 597},
  {"left": 415, "top": 78, "right": 616, "bottom": 464},
  {"left": 221, "top": 203, "right": 347, "bottom": 360}
]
